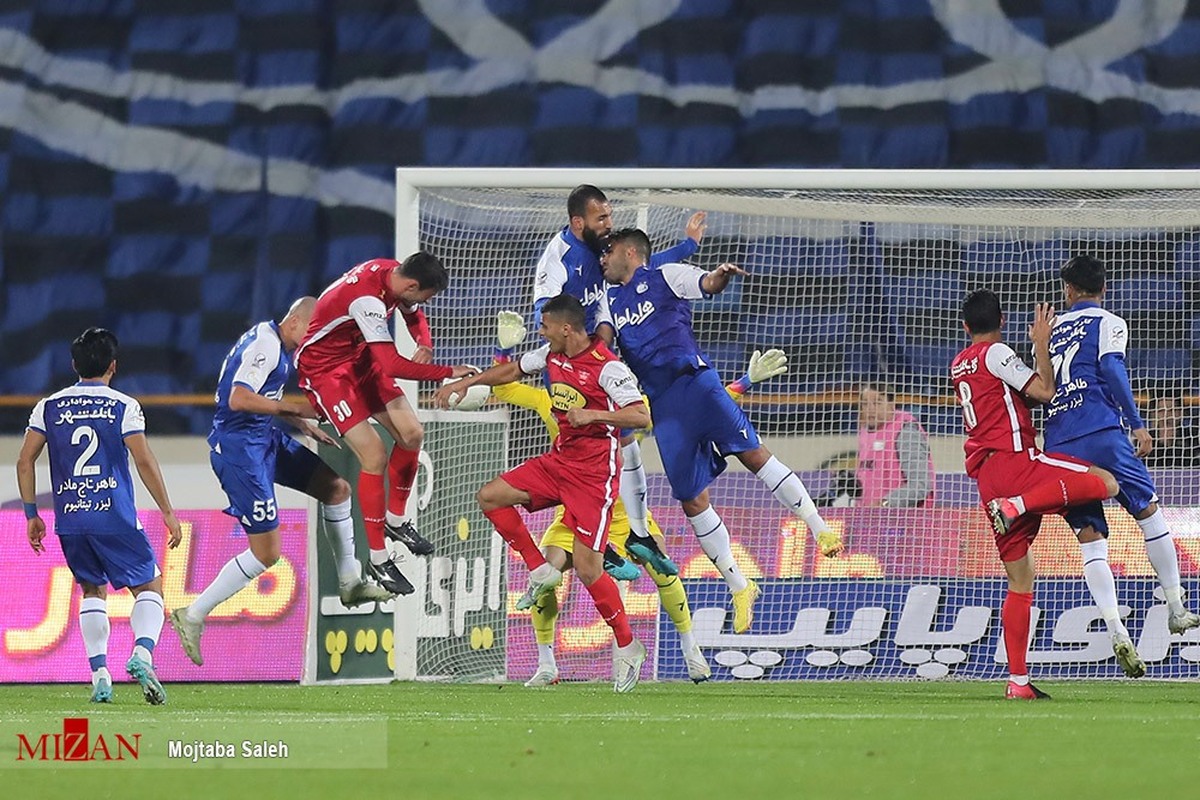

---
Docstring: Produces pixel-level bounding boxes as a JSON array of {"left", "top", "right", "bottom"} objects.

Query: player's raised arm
[
  {"left": 1022, "top": 303, "right": 1058, "bottom": 404},
  {"left": 700, "top": 263, "right": 748, "bottom": 296},
  {"left": 727, "top": 348, "right": 789, "bottom": 399}
]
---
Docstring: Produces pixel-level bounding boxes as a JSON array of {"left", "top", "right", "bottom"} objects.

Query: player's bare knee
[
  {"left": 1095, "top": 467, "right": 1119, "bottom": 498},
  {"left": 398, "top": 426, "right": 424, "bottom": 451},
  {"left": 80, "top": 582, "right": 106, "bottom": 600},
  {"left": 475, "top": 484, "right": 500, "bottom": 511},
  {"left": 249, "top": 535, "right": 281, "bottom": 568},
  {"left": 326, "top": 476, "right": 352, "bottom": 506},
  {"left": 1076, "top": 526, "right": 1104, "bottom": 544},
  {"left": 130, "top": 576, "right": 163, "bottom": 596}
]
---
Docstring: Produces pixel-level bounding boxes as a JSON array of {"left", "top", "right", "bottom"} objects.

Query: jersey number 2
[{"left": 71, "top": 426, "right": 101, "bottom": 477}]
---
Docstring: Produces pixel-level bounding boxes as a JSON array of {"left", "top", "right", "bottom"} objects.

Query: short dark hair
[
  {"left": 607, "top": 228, "right": 651, "bottom": 262},
  {"left": 541, "top": 293, "right": 587, "bottom": 331},
  {"left": 399, "top": 251, "right": 449, "bottom": 292},
  {"left": 1060, "top": 254, "right": 1106, "bottom": 295},
  {"left": 567, "top": 185, "right": 607, "bottom": 219},
  {"left": 962, "top": 289, "right": 1002, "bottom": 335},
  {"left": 72, "top": 328, "right": 118, "bottom": 379}
]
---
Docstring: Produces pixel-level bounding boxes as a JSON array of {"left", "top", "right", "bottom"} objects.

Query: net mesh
[{"left": 407, "top": 181, "right": 1200, "bottom": 682}]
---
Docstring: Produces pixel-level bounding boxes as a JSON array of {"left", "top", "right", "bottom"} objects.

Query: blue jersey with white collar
[
  {"left": 209, "top": 321, "right": 291, "bottom": 460},
  {"left": 27, "top": 382, "right": 145, "bottom": 536},
  {"left": 1043, "top": 301, "right": 1143, "bottom": 449},
  {"left": 595, "top": 262, "right": 713, "bottom": 399},
  {"left": 533, "top": 226, "right": 699, "bottom": 331}
]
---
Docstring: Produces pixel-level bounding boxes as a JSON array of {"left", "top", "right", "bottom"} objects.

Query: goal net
[{"left": 395, "top": 169, "right": 1200, "bottom": 683}]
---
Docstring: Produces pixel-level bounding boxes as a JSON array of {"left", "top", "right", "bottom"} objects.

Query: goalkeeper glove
[
  {"left": 496, "top": 311, "right": 526, "bottom": 350},
  {"left": 748, "top": 348, "right": 788, "bottom": 383}
]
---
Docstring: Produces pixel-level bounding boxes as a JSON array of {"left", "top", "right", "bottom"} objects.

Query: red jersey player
[
  {"left": 951, "top": 289, "right": 1119, "bottom": 700},
  {"left": 434, "top": 294, "right": 651, "bottom": 693},
  {"left": 296, "top": 254, "right": 474, "bottom": 596}
]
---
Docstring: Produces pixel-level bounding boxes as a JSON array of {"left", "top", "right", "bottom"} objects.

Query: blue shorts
[
  {"left": 1047, "top": 427, "right": 1159, "bottom": 532},
  {"left": 651, "top": 368, "right": 761, "bottom": 501},
  {"left": 211, "top": 428, "right": 322, "bottom": 534},
  {"left": 59, "top": 531, "right": 159, "bottom": 590}
]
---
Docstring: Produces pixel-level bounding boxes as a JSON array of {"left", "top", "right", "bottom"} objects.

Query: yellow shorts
[{"left": 539, "top": 499, "right": 663, "bottom": 557}]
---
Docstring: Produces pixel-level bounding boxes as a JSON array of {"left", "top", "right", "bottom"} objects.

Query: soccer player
[
  {"left": 533, "top": 185, "right": 707, "bottom": 574},
  {"left": 594, "top": 228, "right": 845, "bottom": 635},
  {"left": 491, "top": 310, "right": 790, "bottom": 685},
  {"left": 15, "top": 328, "right": 183, "bottom": 705},
  {"left": 169, "top": 298, "right": 394, "bottom": 667},
  {"left": 1042, "top": 255, "right": 1200, "bottom": 655},
  {"left": 295, "top": 254, "right": 475, "bottom": 596},
  {"left": 434, "top": 294, "right": 651, "bottom": 693},
  {"left": 952, "top": 290, "right": 1120, "bottom": 699}
]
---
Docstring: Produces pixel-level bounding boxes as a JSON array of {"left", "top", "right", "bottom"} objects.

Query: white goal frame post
[{"left": 388, "top": 169, "right": 1200, "bottom": 684}]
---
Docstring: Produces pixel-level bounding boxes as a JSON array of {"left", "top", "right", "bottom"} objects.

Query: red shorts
[
  {"left": 298, "top": 353, "right": 405, "bottom": 436},
  {"left": 975, "top": 448, "right": 1091, "bottom": 562},
  {"left": 501, "top": 446, "right": 620, "bottom": 552}
]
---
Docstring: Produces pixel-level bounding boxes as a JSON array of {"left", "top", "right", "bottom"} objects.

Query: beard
[{"left": 580, "top": 226, "right": 605, "bottom": 253}]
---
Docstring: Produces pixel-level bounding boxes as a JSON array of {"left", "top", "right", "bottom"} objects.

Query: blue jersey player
[
  {"left": 531, "top": 184, "right": 706, "bottom": 574},
  {"left": 1044, "top": 255, "right": 1200, "bottom": 647},
  {"left": 16, "top": 328, "right": 182, "bottom": 705},
  {"left": 595, "top": 228, "right": 845, "bottom": 634},
  {"left": 169, "top": 298, "right": 392, "bottom": 669}
]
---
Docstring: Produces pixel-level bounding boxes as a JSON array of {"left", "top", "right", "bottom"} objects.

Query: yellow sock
[
  {"left": 531, "top": 590, "right": 559, "bottom": 646},
  {"left": 646, "top": 561, "right": 692, "bottom": 634}
]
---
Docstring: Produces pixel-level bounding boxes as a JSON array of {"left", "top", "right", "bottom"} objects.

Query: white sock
[
  {"left": 755, "top": 456, "right": 828, "bottom": 534},
  {"left": 79, "top": 596, "right": 109, "bottom": 675},
  {"left": 1079, "top": 539, "right": 1126, "bottom": 635},
  {"left": 187, "top": 550, "right": 268, "bottom": 621},
  {"left": 620, "top": 440, "right": 650, "bottom": 538},
  {"left": 92, "top": 666, "right": 111, "bottom": 686},
  {"left": 1008, "top": 496, "right": 1028, "bottom": 515},
  {"left": 537, "top": 643, "right": 557, "bottom": 670},
  {"left": 322, "top": 499, "right": 362, "bottom": 585},
  {"left": 1138, "top": 510, "right": 1186, "bottom": 615},
  {"left": 130, "top": 590, "right": 164, "bottom": 664},
  {"left": 679, "top": 629, "right": 697, "bottom": 655},
  {"left": 687, "top": 506, "right": 748, "bottom": 592},
  {"left": 1009, "top": 674, "right": 1029, "bottom": 686},
  {"left": 369, "top": 547, "right": 391, "bottom": 567}
]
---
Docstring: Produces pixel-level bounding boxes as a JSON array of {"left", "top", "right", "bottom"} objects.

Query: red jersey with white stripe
[
  {"left": 296, "top": 258, "right": 441, "bottom": 378},
  {"left": 518, "top": 338, "right": 642, "bottom": 460},
  {"left": 950, "top": 340, "right": 1038, "bottom": 477}
]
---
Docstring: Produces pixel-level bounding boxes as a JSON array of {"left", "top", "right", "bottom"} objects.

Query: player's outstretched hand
[
  {"left": 496, "top": 311, "right": 526, "bottom": 349},
  {"left": 434, "top": 379, "right": 468, "bottom": 409},
  {"left": 303, "top": 421, "right": 341, "bottom": 449},
  {"left": 412, "top": 345, "right": 434, "bottom": 364},
  {"left": 1029, "top": 303, "right": 1055, "bottom": 346},
  {"left": 685, "top": 211, "right": 707, "bottom": 244},
  {"left": 748, "top": 349, "right": 788, "bottom": 383},
  {"left": 27, "top": 516, "right": 45, "bottom": 554},
  {"left": 163, "top": 511, "right": 183, "bottom": 549}
]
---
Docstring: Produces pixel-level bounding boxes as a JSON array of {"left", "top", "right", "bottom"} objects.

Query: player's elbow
[{"left": 625, "top": 405, "right": 651, "bottom": 429}]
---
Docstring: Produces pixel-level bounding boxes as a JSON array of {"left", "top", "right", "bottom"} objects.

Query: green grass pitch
[{"left": 2, "top": 681, "right": 1196, "bottom": 798}]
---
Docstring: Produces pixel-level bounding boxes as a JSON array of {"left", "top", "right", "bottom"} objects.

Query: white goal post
[{"left": 392, "top": 168, "right": 1200, "bottom": 683}]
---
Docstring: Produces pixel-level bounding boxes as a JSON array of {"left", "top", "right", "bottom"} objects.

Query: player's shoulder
[{"left": 950, "top": 341, "right": 988, "bottom": 372}]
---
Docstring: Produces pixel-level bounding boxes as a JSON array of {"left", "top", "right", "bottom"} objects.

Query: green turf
[{"left": 2, "top": 681, "right": 1197, "bottom": 798}]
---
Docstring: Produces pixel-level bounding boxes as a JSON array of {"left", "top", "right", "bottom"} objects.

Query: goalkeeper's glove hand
[
  {"left": 748, "top": 348, "right": 788, "bottom": 383},
  {"left": 496, "top": 311, "right": 526, "bottom": 350}
]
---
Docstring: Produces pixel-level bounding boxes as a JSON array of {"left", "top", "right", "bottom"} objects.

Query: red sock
[
  {"left": 1002, "top": 590, "right": 1034, "bottom": 677},
  {"left": 387, "top": 446, "right": 420, "bottom": 519},
  {"left": 483, "top": 507, "right": 546, "bottom": 570},
  {"left": 584, "top": 573, "right": 633, "bottom": 647},
  {"left": 1019, "top": 472, "right": 1108, "bottom": 515},
  {"left": 358, "top": 471, "right": 386, "bottom": 551}
]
